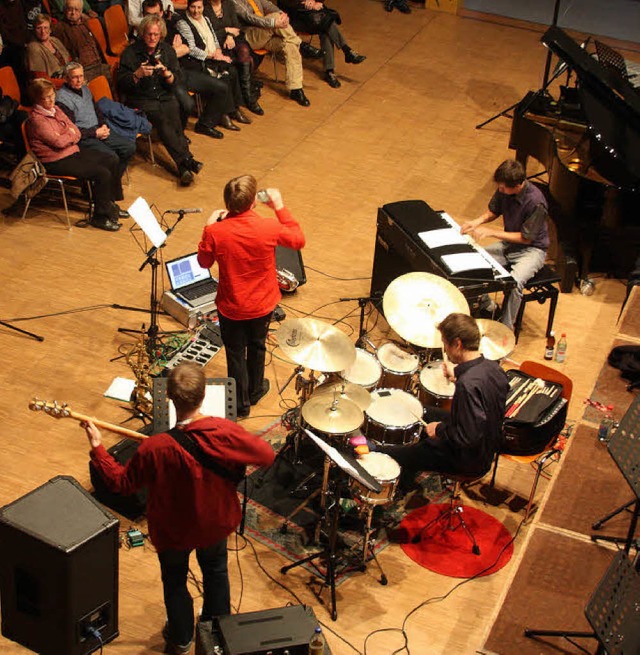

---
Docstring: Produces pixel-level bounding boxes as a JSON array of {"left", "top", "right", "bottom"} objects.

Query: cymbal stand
[
  {"left": 281, "top": 475, "right": 342, "bottom": 621},
  {"left": 355, "top": 502, "right": 389, "bottom": 585}
]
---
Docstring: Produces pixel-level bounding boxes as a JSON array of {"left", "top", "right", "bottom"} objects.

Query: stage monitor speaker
[
  {"left": 0, "top": 476, "right": 119, "bottom": 655},
  {"left": 276, "top": 246, "right": 306, "bottom": 290}
]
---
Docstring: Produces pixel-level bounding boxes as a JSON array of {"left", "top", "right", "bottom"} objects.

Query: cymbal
[
  {"left": 276, "top": 318, "right": 356, "bottom": 372},
  {"left": 476, "top": 319, "right": 516, "bottom": 360},
  {"left": 314, "top": 380, "right": 372, "bottom": 411},
  {"left": 382, "top": 272, "right": 470, "bottom": 348},
  {"left": 301, "top": 395, "right": 364, "bottom": 434}
]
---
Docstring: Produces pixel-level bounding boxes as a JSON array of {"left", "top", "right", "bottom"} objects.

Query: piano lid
[{"left": 541, "top": 26, "right": 640, "bottom": 188}]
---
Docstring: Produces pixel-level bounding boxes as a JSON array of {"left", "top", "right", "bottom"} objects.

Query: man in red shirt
[
  {"left": 83, "top": 362, "right": 275, "bottom": 654},
  {"left": 198, "top": 175, "right": 306, "bottom": 417}
]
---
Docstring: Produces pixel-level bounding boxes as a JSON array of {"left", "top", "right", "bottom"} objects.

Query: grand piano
[{"left": 510, "top": 26, "right": 640, "bottom": 292}]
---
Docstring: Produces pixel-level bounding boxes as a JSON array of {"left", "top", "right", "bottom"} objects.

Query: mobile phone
[{"left": 257, "top": 189, "right": 269, "bottom": 203}]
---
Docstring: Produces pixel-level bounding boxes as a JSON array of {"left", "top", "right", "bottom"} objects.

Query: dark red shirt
[
  {"left": 90, "top": 416, "right": 275, "bottom": 552},
  {"left": 197, "top": 206, "right": 305, "bottom": 320}
]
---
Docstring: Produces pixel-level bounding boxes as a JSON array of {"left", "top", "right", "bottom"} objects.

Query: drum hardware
[
  {"left": 476, "top": 318, "right": 516, "bottom": 360},
  {"left": 382, "top": 272, "right": 470, "bottom": 348}
]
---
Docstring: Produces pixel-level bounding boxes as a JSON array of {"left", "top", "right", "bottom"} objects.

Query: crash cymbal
[
  {"left": 276, "top": 318, "right": 356, "bottom": 372},
  {"left": 476, "top": 319, "right": 516, "bottom": 360},
  {"left": 301, "top": 395, "right": 364, "bottom": 434},
  {"left": 314, "top": 380, "right": 372, "bottom": 411},
  {"left": 382, "top": 272, "right": 470, "bottom": 348}
]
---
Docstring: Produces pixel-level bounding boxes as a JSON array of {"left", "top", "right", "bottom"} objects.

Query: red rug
[{"left": 398, "top": 503, "right": 514, "bottom": 578}]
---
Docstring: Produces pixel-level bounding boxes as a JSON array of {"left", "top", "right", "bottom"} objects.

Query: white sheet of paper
[
  {"left": 303, "top": 428, "right": 359, "bottom": 478},
  {"left": 419, "top": 228, "right": 468, "bottom": 249},
  {"left": 168, "top": 383, "right": 228, "bottom": 428},
  {"left": 441, "top": 252, "right": 493, "bottom": 273},
  {"left": 128, "top": 197, "right": 167, "bottom": 249},
  {"left": 104, "top": 377, "right": 135, "bottom": 401}
]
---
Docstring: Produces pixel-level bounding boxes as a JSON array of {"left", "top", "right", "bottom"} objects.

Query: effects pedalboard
[{"left": 164, "top": 322, "right": 223, "bottom": 371}]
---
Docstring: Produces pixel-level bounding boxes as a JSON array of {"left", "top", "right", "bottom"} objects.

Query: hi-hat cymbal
[
  {"left": 476, "top": 319, "right": 516, "bottom": 360},
  {"left": 313, "top": 380, "right": 372, "bottom": 411},
  {"left": 276, "top": 318, "right": 356, "bottom": 372},
  {"left": 301, "top": 395, "right": 364, "bottom": 434},
  {"left": 382, "top": 272, "right": 470, "bottom": 348}
]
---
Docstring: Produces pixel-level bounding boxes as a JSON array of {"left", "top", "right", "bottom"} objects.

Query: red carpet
[{"left": 398, "top": 503, "right": 514, "bottom": 578}]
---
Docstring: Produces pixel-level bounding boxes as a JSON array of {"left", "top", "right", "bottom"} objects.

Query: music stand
[
  {"left": 524, "top": 551, "right": 640, "bottom": 654},
  {"left": 591, "top": 395, "right": 640, "bottom": 554},
  {"left": 280, "top": 429, "right": 381, "bottom": 621}
]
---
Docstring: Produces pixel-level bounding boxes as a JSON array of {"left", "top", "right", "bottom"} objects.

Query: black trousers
[
  {"left": 44, "top": 148, "right": 122, "bottom": 220},
  {"left": 81, "top": 132, "right": 136, "bottom": 180},
  {"left": 158, "top": 538, "right": 230, "bottom": 647},
  {"left": 218, "top": 311, "right": 271, "bottom": 414},
  {"left": 182, "top": 69, "right": 235, "bottom": 128},
  {"left": 139, "top": 96, "right": 191, "bottom": 169}
]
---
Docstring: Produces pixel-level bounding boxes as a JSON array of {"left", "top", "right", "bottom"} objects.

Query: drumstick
[
  {"left": 511, "top": 385, "right": 541, "bottom": 418},
  {"left": 506, "top": 378, "right": 529, "bottom": 405}
]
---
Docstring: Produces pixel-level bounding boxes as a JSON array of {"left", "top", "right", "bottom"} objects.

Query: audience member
[
  {"left": 118, "top": 14, "right": 203, "bottom": 185},
  {"left": 56, "top": 62, "right": 135, "bottom": 194},
  {"left": 53, "top": 0, "right": 111, "bottom": 82},
  {"left": 48, "top": 0, "right": 97, "bottom": 19},
  {"left": 232, "top": 0, "right": 310, "bottom": 106},
  {"left": 26, "top": 14, "right": 72, "bottom": 88},
  {"left": 129, "top": 0, "right": 174, "bottom": 30},
  {"left": 26, "top": 78, "right": 125, "bottom": 231},
  {"left": 277, "top": 0, "right": 365, "bottom": 88},
  {"left": 176, "top": 0, "right": 251, "bottom": 131},
  {"left": 204, "top": 0, "right": 262, "bottom": 114}
]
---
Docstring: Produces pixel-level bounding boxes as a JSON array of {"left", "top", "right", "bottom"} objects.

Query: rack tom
[
  {"left": 363, "top": 388, "right": 423, "bottom": 445},
  {"left": 351, "top": 452, "right": 401, "bottom": 505},
  {"left": 377, "top": 343, "right": 419, "bottom": 390},
  {"left": 417, "top": 360, "right": 455, "bottom": 411},
  {"left": 342, "top": 348, "right": 381, "bottom": 390}
]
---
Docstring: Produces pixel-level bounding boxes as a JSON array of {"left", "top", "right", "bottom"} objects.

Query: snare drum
[
  {"left": 377, "top": 343, "right": 419, "bottom": 390},
  {"left": 351, "top": 452, "right": 401, "bottom": 505},
  {"left": 363, "top": 388, "right": 423, "bottom": 445},
  {"left": 417, "top": 360, "right": 455, "bottom": 411},
  {"left": 342, "top": 348, "right": 381, "bottom": 390}
]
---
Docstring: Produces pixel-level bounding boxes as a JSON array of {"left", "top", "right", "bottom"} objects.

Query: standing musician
[
  {"left": 83, "top": 362, "right": 275, "bottom": 655},
  {"left": 460, "top": 159, "right": 549, "bottom": 331},
  {"left": 353, "top": 314, "right": 509, "bottom": 489},
  {"left": 197, "top": 175, "right": 306, "bottom": 418}
]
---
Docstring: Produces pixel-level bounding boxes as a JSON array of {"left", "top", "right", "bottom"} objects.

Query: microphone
[{"left": 165, "top": 208, "right": 203, "bottom": 214}]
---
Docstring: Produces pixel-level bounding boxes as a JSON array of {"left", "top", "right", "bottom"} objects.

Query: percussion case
[{"left": 502, "top": 370, "right": 568, "bottom": 456}]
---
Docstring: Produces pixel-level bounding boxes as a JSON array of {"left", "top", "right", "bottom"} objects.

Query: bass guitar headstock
[{"left": 29, "top": 398, "right": 72, "bottom": 419}]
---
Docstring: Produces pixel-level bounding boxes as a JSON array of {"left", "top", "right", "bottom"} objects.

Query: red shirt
[
  {"left": 197, "top": 206, "right": 305, "bottom": 320},
  {"left": 90, "top": 416, "right": 275, "bottom": 552}
]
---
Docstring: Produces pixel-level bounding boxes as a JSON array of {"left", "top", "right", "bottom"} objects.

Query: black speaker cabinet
[
  {"left": 276, "top": 246, "right": 306, "bottom": 290},
  {"left": 0, "top": 476, "right": 119, "bottom": 655}
]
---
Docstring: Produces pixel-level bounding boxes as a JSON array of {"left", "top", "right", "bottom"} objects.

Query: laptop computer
[{"left": 165, "top": 252, "right": 218, "bottom": 307}]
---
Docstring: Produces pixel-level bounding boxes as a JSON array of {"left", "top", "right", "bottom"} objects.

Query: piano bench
[{"left": 513, "top": 265, "right": 562, "bottom": 342}]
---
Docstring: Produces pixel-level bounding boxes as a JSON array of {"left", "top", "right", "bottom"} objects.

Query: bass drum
[
  {"left": 417, "top": 360, "right": 455, "bottom": 411},
  {"left": 351, "top": 452, "right": 401, "bottom": 505},
  {"left": 377, "top": 343, "right": 419, "bottom": 390},
  {"left": 363, "top": 388, "right": 423, "bottom": 445},
  {"left": 342, "top": 348, "right": 382, "bottom": 390}
]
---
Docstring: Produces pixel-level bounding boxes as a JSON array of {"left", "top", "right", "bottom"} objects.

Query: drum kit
[{"left": 273, "top": 273, "right": 516, "bottom": 615}]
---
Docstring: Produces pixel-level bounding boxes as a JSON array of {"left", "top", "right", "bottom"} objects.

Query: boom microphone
[{"left": 165, "top": 208, "right": 203, "bottom": 214}]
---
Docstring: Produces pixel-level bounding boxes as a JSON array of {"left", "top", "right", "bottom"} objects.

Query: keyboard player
[{"left": 460, "top": 159, "right": 549, "bottom": 331}]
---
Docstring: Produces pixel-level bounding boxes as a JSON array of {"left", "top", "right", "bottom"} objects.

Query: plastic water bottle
[
  {"left": 544, "top": 330, "right": 555, "bottom": 360},
  {"left": 309, "top": 627, "right": 324, "bottom": 655},
  {"left": 598, "top": 412, "right": 615, "bottom": 443},
  {"left": 555, "top": 333, "right": 567, "bottom": 363}
]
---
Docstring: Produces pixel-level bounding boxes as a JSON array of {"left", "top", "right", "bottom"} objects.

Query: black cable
[
  {"left": 0, "top": 303, "right": 114, "bottom": 323},
  {"left": 85, "top": 626, "right": 104, "bottom": 655},
  {"left": 304, "top": 264, "right": 371, "bottom": 282}
]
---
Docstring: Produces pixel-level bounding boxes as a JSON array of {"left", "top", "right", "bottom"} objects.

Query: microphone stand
[
  {"left": 0, "top": 320, "right": 44, "bottom": 342},
  {"left": 338, "top": 295, "right": 379, "bottom": 348}
]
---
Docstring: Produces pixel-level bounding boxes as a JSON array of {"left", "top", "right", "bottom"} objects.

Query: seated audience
[
  {"left": 232, "top": 0, "right": 310, "bottom": 106},
  {"left": 26, "top": 78, "right": 125, "bottom": 231},
  {"left": 25, "top": 14, "right": 72, "bottom": 88},
  {"left": 176, "top": 0, "right": 251, "bottom": 131},
  {"left": 53, "top": 0, "right": 111, "bottom": 82},
  {"left": 48, "top": 0, "right": 98, "bottom": 19},
  {"left": 56, "top": 62, "right": 135, "bottom": 189},
  {"left": 204, "top": 0, "right": 263, "bottom": 114},
  {"left": 128, "top": 0, "right": 175, "bottom": 31},
  {"left": 277, "top": 0, "right": 365, "bottom": 88},
  {"left": 118, "top": 14, "right": 203, "bottom": 185}
]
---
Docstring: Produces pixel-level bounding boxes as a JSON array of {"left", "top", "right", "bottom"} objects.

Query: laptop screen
[{"left": 165, "top": 253, "right": 212, "bottom": 291}]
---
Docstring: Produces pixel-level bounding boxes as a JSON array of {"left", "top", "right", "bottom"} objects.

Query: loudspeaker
[
  {"left": 276, "top": 246, "right": 306, "bottom": 290},
  {"left": 0, "top": 476, "right": 119, "bottom": 655}
]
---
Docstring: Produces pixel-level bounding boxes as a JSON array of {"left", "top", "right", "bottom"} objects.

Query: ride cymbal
[
  {"left": 301, "top": 395, "right": 364, "bottom": 433},
  {"left": 313, "top": 380, "right": 372, "bottom": 411},
  {"left": 476, "top": 319, "right": 516, "bottom": 360},
  {"left": 276, "top": 318, "right": 356, "bottom": 372},
  {"left": 382, "top": 272, "right": 469, "bottom": 348}
]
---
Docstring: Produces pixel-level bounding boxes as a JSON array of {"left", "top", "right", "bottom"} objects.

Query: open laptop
[{"left": 165, "top": 252, "right": 218, "bottom": 307}]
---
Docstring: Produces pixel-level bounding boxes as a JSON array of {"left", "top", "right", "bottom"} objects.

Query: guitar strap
[{"left": 167, "top": 427, "right": 246, "bottom": 485}]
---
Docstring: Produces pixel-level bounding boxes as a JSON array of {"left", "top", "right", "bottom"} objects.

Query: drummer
[{"left": 352, "top": 313, "right": 509, "bottom": 490}]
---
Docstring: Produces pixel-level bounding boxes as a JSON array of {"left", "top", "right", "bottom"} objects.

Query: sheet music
[
  {"left": 441, "top": 252, "right": 493, "bottom": 274},
  {"left": 128, "top": 197, "right": 167, "bottom": 248},
  {"left": 418, "top": 228, "right": 468, "bottom": 249}
]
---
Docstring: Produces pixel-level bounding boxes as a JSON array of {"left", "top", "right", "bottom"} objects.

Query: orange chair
[
  {"left": 252, "top": 48, "right": 279, "bottom": 81},
  {"left": 0, "top": 66, "right": 29, "bottom": 110},
  {"left": 103, "top": 5, "right": 130, "bottom": 56},
  {"left": 86, "top": 17, "right": 120, "bottom": 83},
  {"left": 491, "top": 361, "right": 573, "bottom": 522},
  {"left": 20, "top": 121, "right": 93, "bottom": 229}
]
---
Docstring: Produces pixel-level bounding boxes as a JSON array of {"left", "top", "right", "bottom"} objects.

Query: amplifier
[{"left": 196, "top": 605, "right": 328, "bottom": 655}]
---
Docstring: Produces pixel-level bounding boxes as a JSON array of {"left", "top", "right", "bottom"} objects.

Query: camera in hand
[{"left": 146, "top": 54, "right": 160, "bottom": 66}]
